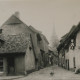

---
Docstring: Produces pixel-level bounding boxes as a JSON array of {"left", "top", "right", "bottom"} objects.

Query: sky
[{"left": 0, "top": 0, "right": 80, "bottom": 44}]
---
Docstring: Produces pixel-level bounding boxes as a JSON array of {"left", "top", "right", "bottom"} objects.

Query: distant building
[
  {"left": 48, "top": 46, "right": 58, "bottom": 66},
  {"left": 57, "top": 23, "right": 80, "bottom": 71},
  {"left": 28, "top": 25, "right": 49, "bottom": 69}
]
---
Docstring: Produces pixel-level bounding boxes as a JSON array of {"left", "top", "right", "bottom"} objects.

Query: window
[
  {"left": 73, "top": 57, "right": 76, "bottom": 68},
  {"left": 37, "top": 33, "right": 42, "bottom": 41},
  {"left": 0, "top": 57, "right": 3, "bottom": 71},
  {"left": 70, "top": 39, "right": 75, "bottom": 50}
]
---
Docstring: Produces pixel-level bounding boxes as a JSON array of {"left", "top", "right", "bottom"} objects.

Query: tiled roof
[
  {"left": 57, "top": 25, "right": 76, "bottom": 50},
  {"left": 0, "top": 33, "right": 30, "bottom": 53},
  {"left": 0, "top": 14, "right": 31, "bottom": 54}
]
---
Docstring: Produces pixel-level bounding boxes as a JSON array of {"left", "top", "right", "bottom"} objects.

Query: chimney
[{"left": 14, "top": 11, "right": 20, "bottom": 18}]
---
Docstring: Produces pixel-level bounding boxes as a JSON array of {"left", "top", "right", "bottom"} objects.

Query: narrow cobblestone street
[{"left": 12, "top": 65, "right": 80, "bottom": 80}]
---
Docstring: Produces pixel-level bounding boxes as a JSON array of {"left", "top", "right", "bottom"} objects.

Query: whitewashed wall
[
  {"left": 25, "top": 44, "right": 35, "bottom": 71},
  {"left": 65, "top": 47, "right": 75, "bottom": 69},
  {"left": 75, "top": 31, "right": 80, "bottom": 69}
]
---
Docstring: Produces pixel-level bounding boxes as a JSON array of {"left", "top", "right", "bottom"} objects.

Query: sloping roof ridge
[
  {"left": 61, "top": 33, "right": 69, "bottom": 41},
  {"left": 68, "top": 25, "right": 76, "bottom": 34},
  {"left": 12, "top": 14, "right": 23, "bottom": 23},
  {"left": 3, "top": 15, "right": 22, "bottom": 25},
  {"left": 74, "top": 22, "right": 80, "bottom": 32},
  {"left": 41, "top": 34, "right": 49, "bottom": 44},
  {"left": 28, "top": 25, "right": 42, "bottom": 34},
  {"left": 13, "top": 15, "right": 28, "bottom": 27},
  {"left": 1, "top": 14, "right": 28, "bottom": 28},
  {"left": 62, "top": 25, "right": 76, "bottom": 42},
  {"left": 57, "top": 25, "right": 76, "bottom": 50}
]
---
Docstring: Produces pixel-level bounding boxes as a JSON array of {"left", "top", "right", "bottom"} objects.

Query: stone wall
[
  {"left": 25, "top": 44, "right": 35, "bottom": 72},
  {"left": 15, "top": 55, "right": 25, "bottom": 75}
]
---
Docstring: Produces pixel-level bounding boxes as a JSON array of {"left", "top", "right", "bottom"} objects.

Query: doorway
[
  {"left": 73, "top": 57, "right": 76, "bottom": 68},
  {"left": 67, "top": 59, "right": 69, "bottom": 70},
  {"left": 7, "top": 57, "right": 15, "bottom": 75},
  {"left": 66, "top": 59, "right": 69, "bottom": 70}
]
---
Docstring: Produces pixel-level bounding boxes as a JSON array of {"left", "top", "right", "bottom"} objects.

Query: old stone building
[
  {"left": 0, "top": 12, "right": 49, "bottom": 75},
  {"left": 0, "top": 13, "right": 36, "bottom": 75},
  {"left": 57, "top": 23, "right": 80, "bottom": 71}
]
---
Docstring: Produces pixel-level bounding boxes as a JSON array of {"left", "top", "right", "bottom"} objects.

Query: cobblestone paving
[{"left": 1, "top": 65, "right": 80, "bottom": 80}]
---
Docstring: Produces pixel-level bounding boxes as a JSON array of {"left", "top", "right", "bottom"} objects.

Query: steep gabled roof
[
  {"left": 41, "top": 34, "right": 49, "bottom": 44},
  {"left": 72, "top": 22, "right": 80, "bottom": 35},
  {"left": 62, "top": 26, "right": 76, "bottom": 43},
  {"left": 28, "top": 25, "right": 42, "bottom": 34},
  {"left": 0, "top": 14, "right": 30, "bottom": 54},
  {"left": 61, "top": 33, "right": 68, "bottom": 39},
  {"left": 57, "top": 25, "right": 76, "bottom": 51},
  {"left": 3, "top": 15, "right": 23, "bottom": 25},
  {"left": 0, "top": 13, "right": 49, "bottom": 55}
]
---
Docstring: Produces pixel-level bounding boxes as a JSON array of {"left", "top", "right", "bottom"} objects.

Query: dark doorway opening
[
  {"left": 7, "top": 57, "right": 15, "bottom": 75},
  {"left": 67, "top": 59, "right": 69, "bottom": 70},
  {"left": 73, "top": 57, "right": 76, "bottom": 68},
  {"left": 66, "top": 59, "right": 69, "bottom": 70}
]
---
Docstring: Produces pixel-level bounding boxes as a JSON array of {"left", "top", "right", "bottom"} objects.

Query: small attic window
[
  {"left": 37, "top": 33, "right": 42, "bottom": 41},
  {"left": 29, "top": 46, "right": 32, "bottom": 51}
]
